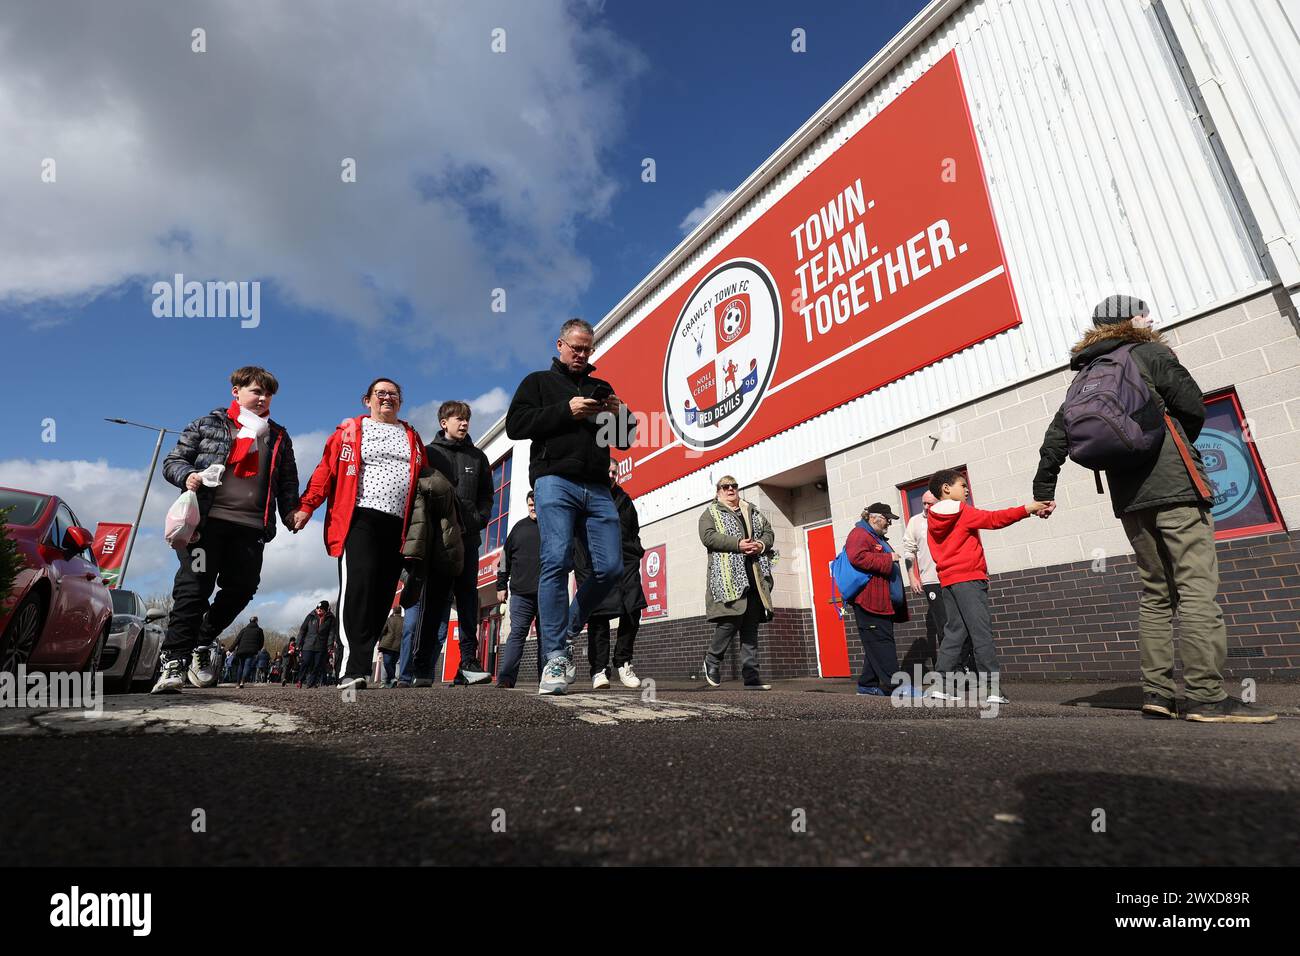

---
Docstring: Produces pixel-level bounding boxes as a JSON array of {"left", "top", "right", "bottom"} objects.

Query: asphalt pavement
[{"left": 2, "top": 677, "right": 1298, "bottom": 866}]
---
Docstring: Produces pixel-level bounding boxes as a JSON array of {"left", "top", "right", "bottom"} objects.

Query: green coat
[
  {"left": 698, "top": 499, "right": 775, "bottom": 622},
  {"left": 1034, "top": 323, "right": 1211, "bottom": 518},
  {"left": 402, "top": 470, "right": 465, "bottom": 578}
]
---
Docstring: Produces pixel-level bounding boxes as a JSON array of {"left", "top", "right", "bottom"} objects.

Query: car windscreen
[
  {"left": 110, "top": 591, "right": 138, "bottom": 616},
  {"left": 0, "top": 490, "right": 49, "bottom": 525}
]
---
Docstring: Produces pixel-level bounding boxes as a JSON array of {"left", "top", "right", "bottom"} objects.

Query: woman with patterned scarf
[{"left": 698, "top": 475, "right": 775, "bottom": 690}]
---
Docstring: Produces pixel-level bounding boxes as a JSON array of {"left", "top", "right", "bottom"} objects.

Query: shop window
[
  {"left": 481, "top": 453, "right": 512, "bottom": 556},
  {"left": 898, "top": 466, "right": 972, "bottom": 523},
  {"left": 1197, "top": 389, "right": 1285, "bottom": 540}
]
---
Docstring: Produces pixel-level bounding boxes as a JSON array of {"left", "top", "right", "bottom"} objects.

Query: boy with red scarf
[{"left": 152, "top": 366, "right": 301, "bottom": 693}]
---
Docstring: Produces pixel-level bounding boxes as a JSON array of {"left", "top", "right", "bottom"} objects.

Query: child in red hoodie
[{"left": 926, "top": 469, "right": 1050, "bottom": 702}]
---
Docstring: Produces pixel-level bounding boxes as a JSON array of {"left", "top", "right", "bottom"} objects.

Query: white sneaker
[
  {"left": 927, "top": 689, "right": 961, "bottom": 701},
  {"left": 592, "top": 671, "right": 610, "bottom": 690},
  {"left": 617, "top": 663, "right": 640, "bottom": 688},
  {"left": 564, "top": 655, "right": 577, "bottom": 685},
  {"left": 538, "top": 657, "right": 568, "bottom": 696},
  {"left": 461, "top": 667, "right": 492, "bottom": 685},
  {"left": 338, "top": 677, "right": 367, "bottom": 692},
  {"left": 986, "top": 694, "right": 1010, "bottom": 704},
  {"left": 150, "top": 655, "right": 185, "bottom": 695},
  {"left": 187, "top": 643, "right": 220, "bottom": 687}
]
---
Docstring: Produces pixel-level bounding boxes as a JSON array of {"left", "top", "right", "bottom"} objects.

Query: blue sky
[{"left": 0, "top": 0, "right": 926, "bottom": 628}]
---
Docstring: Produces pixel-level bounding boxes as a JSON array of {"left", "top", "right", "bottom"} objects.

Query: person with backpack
[
  {"left": 1033, "top": 294, "right": 1276, "bottom": 723},
  {"left": 843, "top": 503, "right": 918, "bottom": 696}
]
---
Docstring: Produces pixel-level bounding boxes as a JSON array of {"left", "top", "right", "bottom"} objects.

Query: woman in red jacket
[
  {"left": 292, "top": 378, "right": 425, "bottom": 691},
  {"left": 845, "top": 502, "right": 916, "bottom": 697}
]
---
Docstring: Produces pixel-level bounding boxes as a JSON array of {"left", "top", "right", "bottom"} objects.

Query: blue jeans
[
  {"left": 237, "top": 655, "right": 257, "bottom": 683},
  {"left": 381, "top": 649, "right": 400, "bottom": 683},
  {"left": 399, "top": 603, "right": 420, "bottom": 683},
  {"left": 533, "top": 475, "right": 622, "bottom": 664},
  {"left": 498, "top": 592, "right": 540, "bottom": 686},
  {"left": 406, "top": 590, "right": 453, "bottom": 681}
]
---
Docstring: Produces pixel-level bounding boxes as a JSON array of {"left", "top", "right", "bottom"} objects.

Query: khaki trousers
[{"left": 1119, "top": 504, "right": 1227, "bottom": 703}]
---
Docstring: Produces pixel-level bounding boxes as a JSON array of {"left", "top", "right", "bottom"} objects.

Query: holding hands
[
  {"left": 1026, "top": 500, "right": 1056, "bottom": 519},
  {"left": 739, "top": 537, "right": 764, "bottom": 555}
]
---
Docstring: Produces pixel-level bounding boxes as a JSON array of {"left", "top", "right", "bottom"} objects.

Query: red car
[{"left": 0, "top": 486, "right": 113, "bottom": 675}]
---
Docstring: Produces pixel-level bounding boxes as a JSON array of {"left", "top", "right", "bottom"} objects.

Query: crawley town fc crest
[{"left": 663, "top": 259, "right": 782, "bottom": 450}]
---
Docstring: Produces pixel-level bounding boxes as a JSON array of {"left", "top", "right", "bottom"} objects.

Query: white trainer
[
  {"left": 592, "top": 671, "right": 610, "bottom": 690},
  {"left": 617, "top": 663, "right": 640, "bottom": 688}
]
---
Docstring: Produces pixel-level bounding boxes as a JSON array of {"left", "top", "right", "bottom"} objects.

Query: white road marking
[
  {"left": 542, "top": 694, "right": 746, "bottom": 725},
  {"left": 0, "top": 700, "right": 303, "bottom": 736}
]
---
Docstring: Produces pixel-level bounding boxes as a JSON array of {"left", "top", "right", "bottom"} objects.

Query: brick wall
[{"left": 499, "top": 529, "right": 1300, "bottom": 684}]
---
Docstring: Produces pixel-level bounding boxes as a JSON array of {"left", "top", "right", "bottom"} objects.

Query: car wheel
[
  {"left": 109, "top": 632, "right": 142, "bottom": 694},
  {"left": 133, "top": 640, "right": 162, "bottom": 693},
  {"left": 84, "top": 624, "right": 109, "bottom": 680},
  {"left": 0, "top": 592, "right": 45, "bottom": 674}
]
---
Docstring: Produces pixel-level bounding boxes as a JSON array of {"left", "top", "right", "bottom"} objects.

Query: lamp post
[{"left": 105, "top": 418, "right": 179, "bottom": 589}]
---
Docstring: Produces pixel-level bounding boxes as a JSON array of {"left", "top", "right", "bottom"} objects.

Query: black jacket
[
  {"left": 574, "top": 484, "right": 647, "bottom": 618},
  {"left": 425, "top": 431, "right": 493, "bottom": 545},
  {"left": 162, "top": 407, "right": 300, "bottom": 542},
  {"left": 495, "top": 517, "right": 540, "bottom": 595},
  {"left": 506, "top": 358, "right": 638, "bottom": 486},
  {"left": 1034, "top": 324, "right": 1211, "bottom": 517},
  {"left": 298, "top": 609, "right": 337, "bottom": 653},
  {"left": 234, "top": 624, "right": 265, "bottom": 656}
]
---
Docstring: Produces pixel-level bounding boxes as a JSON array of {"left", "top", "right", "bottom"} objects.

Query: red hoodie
[
  {"left": 925, "top": 498, "right": 1031, "bottom": 586},
  {"left": 298, "top": 416, "right": 425, "bottom": 558}
]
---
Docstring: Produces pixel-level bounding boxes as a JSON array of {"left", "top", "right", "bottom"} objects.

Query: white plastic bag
[
  {"left": 198, "top": 463, "right": 225, "bottom": 487},
  {"left": 165, "top": 490, "right": 201, "bottom": 549}
]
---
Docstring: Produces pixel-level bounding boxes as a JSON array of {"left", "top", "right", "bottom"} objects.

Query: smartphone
[{"left": 588, "top": 382, "right": 612, "bottom": 402}]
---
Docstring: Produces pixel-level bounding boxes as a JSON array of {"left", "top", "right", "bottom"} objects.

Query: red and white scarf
[{"left": 226, "top": 401, "right": 269, "bottom": 478}]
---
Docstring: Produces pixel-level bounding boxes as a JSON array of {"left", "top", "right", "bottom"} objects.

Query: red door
[
  {"left": 805, "top": 523, "right": 850, "bottom": 678},
  {"left": 441, "top": 621, "right": 460, "bottom": 682}
]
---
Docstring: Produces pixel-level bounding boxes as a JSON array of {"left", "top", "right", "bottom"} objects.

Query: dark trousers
[
  {"left": 336, "top": 508, "right": 405, "bottom": 680},
  {"left": 852, "top": 605, "right": 899, "bottom": 690},
  {"left": 497, "top": 592, "right": 539, "bottom": 687},
  {"left": 409, "top": 576, "right": 454, "bottom": 681},
  {"left": 163, "top": 517, "right": 265, "bottom": 655},
  {"left": 706, "top": 597, "right": 763, "bottom": 684},
  {"left": 299, "top": 649, "right": 324, "bottom": 687},
  {"left": 237, "top": 654, "right": 257, "bottom": 684},
  {"left": 935, "top": 580, "right": 999, "bottom": 676},
  {"left": 588, "top": 608, "right": 641, "bottom": 676},
  {"left": 921, "top": 584, "right": 945, "bottom": 664},
  {"left": 426, "top": 541, "right": 483, "bottom": 671}
]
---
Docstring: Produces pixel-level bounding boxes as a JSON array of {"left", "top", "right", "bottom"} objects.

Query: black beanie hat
[{"left": 1092, "top": 294, "right": 1149, "bottom": 327}]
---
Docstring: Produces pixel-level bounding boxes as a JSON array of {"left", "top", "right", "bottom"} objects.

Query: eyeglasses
[
  {"left": 718, "top": 484, "right": 738, "bottom": 491},
  {"left": 561, "top": 340, "right": 594, "bottom": 355},
  {"left": 372, "top": 390, "right": 400, "bottom": 400}
]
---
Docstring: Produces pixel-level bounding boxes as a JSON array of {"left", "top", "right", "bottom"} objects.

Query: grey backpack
[{"left": 1062, "top": 344, "right": 1165, "bottom": 475}]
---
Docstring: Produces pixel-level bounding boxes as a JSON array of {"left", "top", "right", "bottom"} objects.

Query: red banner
[
  {"left": 640, "top": 544, "right": 667, "bottom": 620},
  {"left": 597, "top": 52, "right": 1020, "bottom": 495},
  {"left": 477, "top": 548, "right": 502, "bottom": 590},
  {"left": 92, "top": 522, "right": 132, "bottom": 589}
]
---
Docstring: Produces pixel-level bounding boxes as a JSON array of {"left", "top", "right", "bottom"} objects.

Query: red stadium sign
[{"left": 597, "top": 52, "right": 1020, "bottom": 494}]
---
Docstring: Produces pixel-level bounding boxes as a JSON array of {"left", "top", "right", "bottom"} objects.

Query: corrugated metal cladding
[
  {"left": 1165, "top": 0, "right": 1300, "bottom": 287},
  {"left": 601, "top": 0, "right": 1268, "bottom": 527}
]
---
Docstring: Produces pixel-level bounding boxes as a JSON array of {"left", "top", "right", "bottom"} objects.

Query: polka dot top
[{"left": 357, "top": 418, "right": 411, "bottom": 516}]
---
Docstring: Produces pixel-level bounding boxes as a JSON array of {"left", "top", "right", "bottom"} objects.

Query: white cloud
[
  {"left": 679, "top": 188, "right": 733, "bottom": 235},
  {"left": 0, "top": 1, "right": 646, "bottom": 364},
  {"left": 405, "top": 385, "right": 513, "bottom": 443}
]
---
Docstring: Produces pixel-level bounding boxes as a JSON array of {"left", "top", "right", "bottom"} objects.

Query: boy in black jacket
[
  {"left": 506, "top": 318, "right": 638, "bottom": 695},
  {"left": 153, "top": 366, "right": 300, "bottom": 694}
]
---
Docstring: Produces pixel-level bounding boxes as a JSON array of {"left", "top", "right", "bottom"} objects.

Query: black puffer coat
[
  {"left": 574, "top": 484, "right": 647, "bottom": 619},
  {"left": 162, "top": 407, "right": 300, "bottom": 541}
]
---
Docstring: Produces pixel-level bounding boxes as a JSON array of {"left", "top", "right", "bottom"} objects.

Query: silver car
[{"left": 101, "top": 590, "right": 166, "bottom": 693}]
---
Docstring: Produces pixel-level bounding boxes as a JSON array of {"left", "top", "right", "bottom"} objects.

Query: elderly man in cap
[
  {"left": 844, "top": 501, "right": 916, "bottom": 696},
  {"left": 1033, "top": 294, "right": 1275, "bottom": 723}
]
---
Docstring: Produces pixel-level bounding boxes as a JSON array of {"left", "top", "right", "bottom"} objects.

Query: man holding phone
[{"left": 506, "top": 318, "right": 639, "bottom": 695}]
